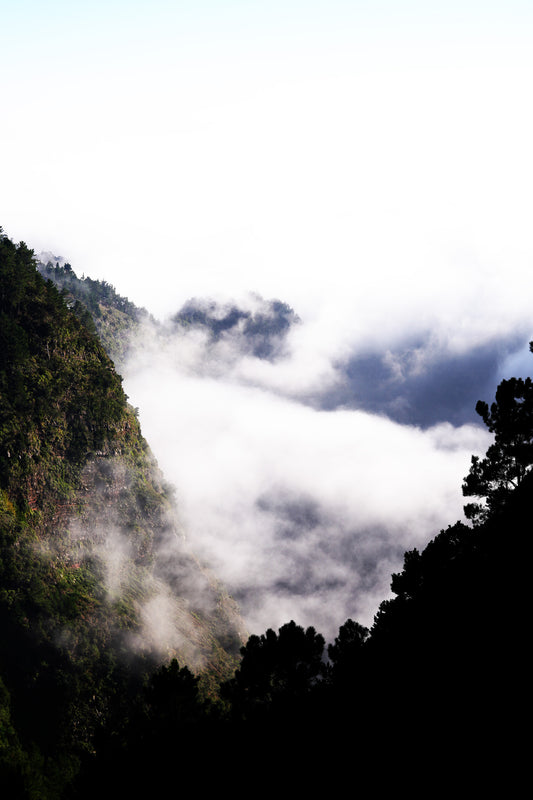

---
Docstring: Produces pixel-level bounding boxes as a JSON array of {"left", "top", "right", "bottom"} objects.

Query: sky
[{"left": 3, "top": 0, "right": 533, "bottom": 640}]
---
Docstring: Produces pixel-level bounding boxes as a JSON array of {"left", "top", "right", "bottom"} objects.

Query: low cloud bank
[{"left": 122, "top": 296, "right": 506, "bottom": 640}]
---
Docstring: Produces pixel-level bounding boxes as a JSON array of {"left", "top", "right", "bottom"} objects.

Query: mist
[{"left": 120, "top": 294, "right": 513, "bottom": 641}]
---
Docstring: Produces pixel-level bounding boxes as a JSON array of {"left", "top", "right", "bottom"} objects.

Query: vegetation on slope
[
  {"left": 35, "top": 257, "right": 151, "bottom": 367},
  {"left": 0, "top": 230, "right": 244, "bottom": 798}
]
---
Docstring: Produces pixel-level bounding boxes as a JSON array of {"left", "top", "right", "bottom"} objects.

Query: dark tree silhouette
[
  {"left": 144, "top": 658, "right": 202, "bottom": 729},
  {"left": 221, "top": 620, "right": 325, "bottom": 723},
  {"left": 327, "top": 618, "right": 368, "bottom": 692},
  {"left": 462, "top": 358, "right": 533, "bottom": 524}
]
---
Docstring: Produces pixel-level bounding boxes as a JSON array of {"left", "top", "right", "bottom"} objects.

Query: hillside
[
  {"left": 35, "top": 255, "right": 151, "bottom": 368},
  {"left": 0, "top": 230, "right": 245, "bottom": 796}
]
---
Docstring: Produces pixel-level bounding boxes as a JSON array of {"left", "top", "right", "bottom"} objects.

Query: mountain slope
[
  {"left": 35, "top": 254, "right": 151, "bottom": 367},
  {"left": 0, "top": 230, "right": 246, "bottom": 796}
]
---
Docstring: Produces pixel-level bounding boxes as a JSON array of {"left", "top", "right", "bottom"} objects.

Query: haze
[{"left": 2, "top": 0, "right": 533, "bottom": 638}]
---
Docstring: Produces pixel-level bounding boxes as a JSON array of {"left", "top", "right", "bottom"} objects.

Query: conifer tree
[{"left": 462, "top": 351, "right": 533, "bottom": 523}]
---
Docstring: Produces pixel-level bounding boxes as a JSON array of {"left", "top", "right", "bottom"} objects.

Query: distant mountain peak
[{"left": 173, "top": 294, "right": 300, "bottom": 361}]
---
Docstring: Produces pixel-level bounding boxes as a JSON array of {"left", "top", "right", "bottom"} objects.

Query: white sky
[
  {"left": 2, "top": 1, "right": 533, "bottom": 323},
  {"left": 3, "top": 1, "right": 533, "bottom": 639}
]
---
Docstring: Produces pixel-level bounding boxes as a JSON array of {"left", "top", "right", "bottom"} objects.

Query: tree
[
  {"left": 462, "top": 360, "right": 533, "bottom": 524},
  {"left": 327, "top": 618, "right": 368, "bottom": 689},
  {"left": 144, "top": 658, "right": 201, "bottom": 729},
  {"left": 221, "top": 620, "right": 325, "bottom": 722}
]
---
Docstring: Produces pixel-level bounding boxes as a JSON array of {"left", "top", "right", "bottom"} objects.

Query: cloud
[
  {"left": 54, "top": 454, "right": 244, "bottom": 668},
  {"left": 122, "top": 304, "right": 495, "bottom": 641}
]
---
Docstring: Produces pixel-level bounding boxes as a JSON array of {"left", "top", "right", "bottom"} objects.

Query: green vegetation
[
  {"left": 1, "top": 239, "right": 129, "bottom": 512},
  {"left": 0, "top": 229, "right": 244, "bottom": 797},
  {"left": 35, "top": 257, "right": 152, "bottom": 366}
]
